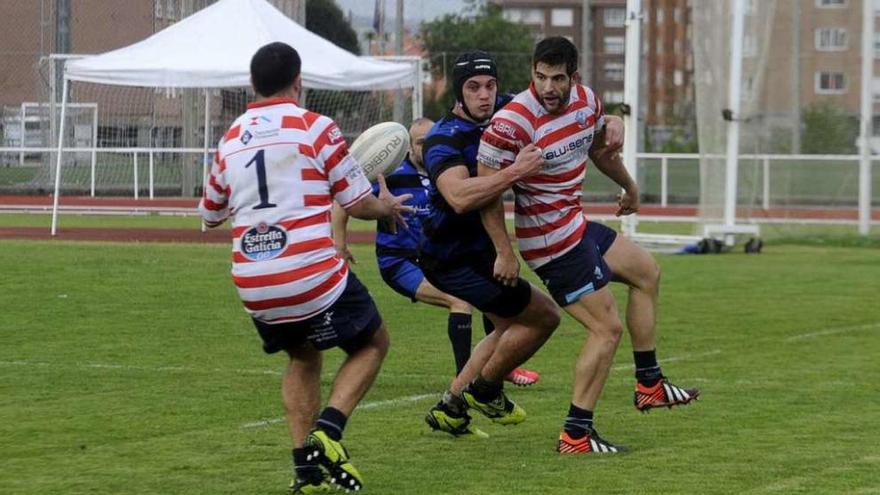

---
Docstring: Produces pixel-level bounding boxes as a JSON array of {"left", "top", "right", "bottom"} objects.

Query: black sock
[
  {"left": 468, "top": 375, "right": 502, "bottom": 402},
  {"left": 634, "top": 349, "right": 663, "bottom": 387},
  {"left": 316, "top": 406, "right": 347, "bottom": 441},
  {"left": 447, "top": 312, "right": 473, "bottom": 375},
  {"left": 292, "top": 448, "right": 322, "bottom": 482},
  {"left": 482, "top": 313, "right": 495, "bottom": 336},
  {"left": 563, "top": 403, "right": 594, "bottom": 439},
  {"left": 440, "top": 390, "right": 468, "bottom": 416}
]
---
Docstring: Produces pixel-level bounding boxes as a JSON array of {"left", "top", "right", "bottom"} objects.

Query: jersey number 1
[{"left": 245, "top": 150, "right": 277, "bottom": 209}]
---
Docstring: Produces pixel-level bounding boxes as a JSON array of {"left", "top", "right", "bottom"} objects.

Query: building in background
[
  {"left": 643, "top": 0, "right": 695, "bottom": 149},
  {"left": 489, "top": 0, "right": 628, "bottom": 107}
]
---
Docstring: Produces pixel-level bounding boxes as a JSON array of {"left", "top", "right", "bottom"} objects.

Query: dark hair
[
  {"left": 250, "top": 42, "right": 302, "bottom": 97},
  {"left": 533, "top": 37, "right": 579, "bottom": 76},
  {"left": 452, "top": 50, "right": 498, "bottom": 104}
]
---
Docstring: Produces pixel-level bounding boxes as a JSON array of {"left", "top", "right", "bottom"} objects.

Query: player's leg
[
  {"left": 557, "top": 288, "right": 627, "bottom": 453},
  {"left": 532, "top": 230, "right": 625, "bottom": 453},
  {"left": 251, "top": 318, "right": 331, "bottom": 493},
  {"left": 601, "top": 228, "right": 700, "bottom": 411},
  {"left": 458, "top": 284, "right": 559, "bottom": 426},
  {"left": 299, "top": 271, "right": 387, "bottom": 492},
  {"left": 413, "top": 275, "right": 477, "bottom": 376},
  {"left": 383, "top": 258, "right": 478, "bottom": 375}
]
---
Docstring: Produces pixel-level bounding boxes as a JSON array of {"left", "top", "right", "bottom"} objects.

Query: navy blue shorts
[
  {"left": 379, "top": 258, "right": 424, "bottom": 302},
  {"left": 534, "top": 222, "right": 618, "bottom": 307},
  {"left": 420, "top": 249, "right": 531, "bottom": 319},
  {"left": 251, "top": 271, "right": 382, "bottom": 354}
]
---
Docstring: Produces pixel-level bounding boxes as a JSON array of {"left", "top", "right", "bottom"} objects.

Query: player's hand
[
  {"left": 335, "top": 243, "right": 356, "bottom": 264},
  {"left": 616, "top": 185, "right": 641, "bottom": 216},
  {"left": 377, "top": 174, "right": 414, "bottom": 233},
  {"left": 493, "top": 250, "right": 520, "bottom": 287},
  {"left": 511, "top": 143, "right": 545, "bottom": 179}
]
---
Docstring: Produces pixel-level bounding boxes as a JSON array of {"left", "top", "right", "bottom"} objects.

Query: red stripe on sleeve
[
  {"left": 303, "top": 111, "right": 320, "bottom": 128},
  {"left": 202, "top": 197, "right": 227, "bottom": 211},
  {"left": 208, "top": 174, "right": 224, "bottom": 194},
  {"left": 282, "top": 116, "right": 307, "bottom": 130},
  {"left": 224, "top": 125, "right": 240, "bottom": 140},
  {"left": 301, "top": 168, "right": 326, "bottom": 181},
  {"left": 324, "top": 146, "right": 348, "bottom": 173},
  {"left": 298, "top": 143, "right": 316, "bottom": 158},
  {"left": 330, "top": 178, "right": 349, "bottom": 195}
]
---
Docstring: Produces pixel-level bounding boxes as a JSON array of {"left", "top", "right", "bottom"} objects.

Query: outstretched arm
[
  {"left": 436, "top": 144, "right": 544, "bottom": 214},
  {"left": 589, "top": 128, "right": 639, "bottom": 216}
]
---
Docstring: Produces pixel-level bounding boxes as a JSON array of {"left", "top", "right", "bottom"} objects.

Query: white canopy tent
[{"left": 51, "top": 0, "right": 420, "bottom": 234}]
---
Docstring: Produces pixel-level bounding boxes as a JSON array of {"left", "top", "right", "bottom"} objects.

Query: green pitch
[{"left": 1, "top": 240, "right": 878, "bottom": 494}]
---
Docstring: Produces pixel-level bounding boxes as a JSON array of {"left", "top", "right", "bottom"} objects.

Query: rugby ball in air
[{"left": 349, "top": 122, "right": 410, "bottom": 182}]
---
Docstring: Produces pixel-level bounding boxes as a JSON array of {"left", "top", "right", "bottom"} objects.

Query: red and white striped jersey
[
  {"left": 478, "top": 83, "right": 605, "bottom": 269},
  {"left": 198, "top": 98, "right": 372, "bottom": 323}
]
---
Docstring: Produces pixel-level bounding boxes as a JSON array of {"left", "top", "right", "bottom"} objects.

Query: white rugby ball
[{"left": 349, "top": 122, "right": 410, "bottom": 182}]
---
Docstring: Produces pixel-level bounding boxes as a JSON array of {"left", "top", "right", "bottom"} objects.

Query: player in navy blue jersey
[
  {"left": 419, "top": 51, "right": 564, "bottom": 437},
  {"left": 332, "top": 119, "right": 540, "bottom": 385}
]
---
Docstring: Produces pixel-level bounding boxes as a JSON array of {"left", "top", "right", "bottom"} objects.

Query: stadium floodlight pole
[
  {"left": 858, "top": 0, "right": 873, "bottom": 235},
  {"left": 50, "top": 76, "right": 69, "bottom": 236},
  {"left": 620, "top": 0, "right": 642, "bottom": 238},
  {"left": 723, "top": 0, "right": 746, "bottom": 244}
]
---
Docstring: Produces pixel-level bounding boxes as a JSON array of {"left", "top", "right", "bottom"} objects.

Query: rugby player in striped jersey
[{"left": 478, "top": 37, "right": 700, "bottom": 454}]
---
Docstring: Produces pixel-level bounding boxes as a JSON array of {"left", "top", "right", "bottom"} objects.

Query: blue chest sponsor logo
[
  {"left": 240, "top": 223, "right": 288, "bottom": 261},
  {"left": 543, "top": 133, "right": 593, "bottom": 161}
]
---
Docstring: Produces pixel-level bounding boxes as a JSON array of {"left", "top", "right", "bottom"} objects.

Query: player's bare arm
[
  {"left": 478, "top": 163, "right": 519, "bottom": 286},
  {"left": 330, "top": 202, "right": 355, "bottom": 264},
  {"left": 589, "top": 128, "right": 640, "bottom": 216},
  {"left": 345, "top": 174, "right": 413, "bottom": 227},
  {"left": 435, "top": 143, "right": 544, "bottom": 214}
]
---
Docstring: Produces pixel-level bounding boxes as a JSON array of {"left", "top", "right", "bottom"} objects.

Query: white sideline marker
[{"left": 784, "top": 322, "right": 880, "bottom": 342}]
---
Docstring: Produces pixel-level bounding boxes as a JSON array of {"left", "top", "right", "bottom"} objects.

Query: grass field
[{"left": 1, "top": 237, "right": 879, "bottom": 494}]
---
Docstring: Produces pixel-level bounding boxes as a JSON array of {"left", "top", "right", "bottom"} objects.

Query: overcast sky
[{"left": 333, "top": 0, "right": 476, "bottom": 24}]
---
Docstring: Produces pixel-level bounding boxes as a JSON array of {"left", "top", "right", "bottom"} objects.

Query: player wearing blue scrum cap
[{"left": 419, "top": 51, "right": 562, "bottom": 437}]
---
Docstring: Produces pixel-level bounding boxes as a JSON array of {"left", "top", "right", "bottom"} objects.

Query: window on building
[
  {"left": 166, "top": 0, "right": 178, "bottom": 20},
  {"left": 604, "top": 36, "right": 625, "bottom": 54},
  {"left": 504, "top": 8, "right": 544, "bottom": 25},
  {"left": 656, "top": 8, "right": 665, "bottom": 24},
  {"left": 674, "top": 70, "right": 684, "bottom": 86},
  {"left": 815, "top": 28, "right": 848, "bottom": 51},
  {"left": 604, "top": 8, "right": 626, "bottom": 27},
  {"left": 874, "top": 32, "right": 880, "bottom": 58},
  {"left": 604, "top": 90, "right": 624, "bottom": 103},
  {"left": 656, "top": 102, "right": 665, "bottom": 116},
  {"left": 674, "top": 7, "right": 682, "bottom": 23},
  {"left": 604, "top": 63, "right": 625, "bottom": 81},
  {"left": 656, "top": 70, "right": 664, "bottom": 86},
  {"left": 816, "top": 0, "right": 847, "bottom": 7},
  {"left": 551, "top": 8, "right": 574, "bottom": 27},
  {"left": 656, "top": 40, "right": 663, "bottom": 55},
  {"left": 155, "top": 1, "right": 164, "bottom": 18},
  {"left": 815, "top": 71, "right": 847, "bottom": 93}
]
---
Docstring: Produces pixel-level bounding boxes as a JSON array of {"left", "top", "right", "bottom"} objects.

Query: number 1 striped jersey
[{"left": 198, "top": 98, "right": 372, "bottom": 324}]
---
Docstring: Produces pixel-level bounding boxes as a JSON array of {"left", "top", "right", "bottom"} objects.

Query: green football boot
[
  {"left": 461, "top": 386, "right": 526, "bottom": 425},
  {"left": 304, "top": 429, "right": 363, "bottom": 492},
  {"left": 425, "top": 402, "right": 489, "bottom": 438}
]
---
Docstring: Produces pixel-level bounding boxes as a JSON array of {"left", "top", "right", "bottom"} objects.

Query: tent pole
[
  {"left": 50, "top": 76, "right": 70, "bottom": 236},
  {"left": 201, "top": 88, "right": 211, "bottom": 233}
]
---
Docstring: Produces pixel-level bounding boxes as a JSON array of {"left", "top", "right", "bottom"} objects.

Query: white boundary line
[
  {"left": 240, "top": 394, "right": 436, "bottom": 429},
  {"left": 784, "top": 322, "right": 880, "bottom": 342}
]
